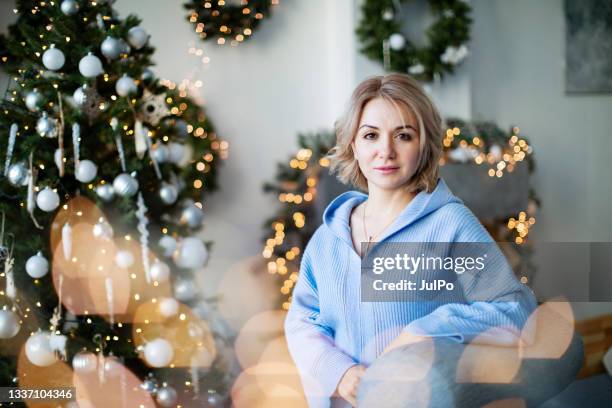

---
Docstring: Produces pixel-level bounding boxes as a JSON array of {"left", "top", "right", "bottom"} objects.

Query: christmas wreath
[
  {"left": 356, "top": 0, "right": 472, "bottom": 82},
  {"left": 184, "top": 0, "right": 279, "bottom": 46}
]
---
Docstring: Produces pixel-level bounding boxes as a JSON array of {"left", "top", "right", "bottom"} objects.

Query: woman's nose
[{"left": 377, "top": 134, "right": 396, "bottom": 159}]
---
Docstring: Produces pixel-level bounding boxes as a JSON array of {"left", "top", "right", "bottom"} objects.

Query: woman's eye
[
  {"left": 396, "top": 133, "right": 413, "bottom": 141},
  {"left": 363, "top": 132, "right": 377, "bottom": 140}
]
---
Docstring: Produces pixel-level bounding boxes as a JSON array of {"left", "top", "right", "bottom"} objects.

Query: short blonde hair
[{"left": 328, "top": 73, "right": 443, "bottom": 193}]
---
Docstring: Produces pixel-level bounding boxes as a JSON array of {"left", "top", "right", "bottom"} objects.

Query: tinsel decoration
[
  {"left": 49, "top": 332, "right": 68, "bottom": 361},
  {"left": 50, "top": 274, "right": 63, "bottom": 332},
  {"left": 145, "top": 130, "right": 162, "bottom": 180},
  {"left": 93, "top": 334, "right": 107, "bottom": 384},
  {"left": 105, "top": 277, "right": 114, "bottom": 326},
  {"left": 134, "top": 120, "right": 148, "bottom": 159},
  {"left": 190, "top": 355, "right": 200, "bottom": 396},
  {"left": 27, "top": 153, "right": 42, "bottom": 229},
  {"left": 72, "top": 123, "right": 81, "bottom": 172},
  {"left": 57, "top": 92, "right": 66, "bottom": 177},
  {"left": 62, "top": 222, "right": 72, "bottom": 260},
  {"left": 3, "top": 124, "right": 17, "bottom": 177},
  {"left": 136, "top": 193, "right": 151, "bottom": 283},
  {"left": 1, "top": 215, "right": 16, "bottom": 300},
  {"left": 111, "top": 118, "right": 127, "bottom": 172}
]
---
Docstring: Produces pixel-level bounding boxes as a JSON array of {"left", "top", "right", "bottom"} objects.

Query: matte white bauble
[
  {"left": 26, "top": 251, "right": 49, "bottom": 278},
  {"left": 78, "top": 52, "right": 104, "bottom": 78},
  {"left": 42, "top": 45, "right": 65, "bottom": 71},
  {"left": 36, "top": 187, "right": 60, "bottom": 212},
  {"left": 75, "top": 160, "right": 98, "bottom": 183},
  {"left": 25, "top": 331, "right": 57, "bottom": 367},
  {"left": 143, "top": 338, "right": 174, "bottom": 368}
]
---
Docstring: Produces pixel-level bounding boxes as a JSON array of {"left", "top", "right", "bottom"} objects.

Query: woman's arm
[
  {"left": 394, "top": 205, "right": 538, "bottom": 349},
  {"left": 285, "top": 235, "right": 359, "bottom": 406}
]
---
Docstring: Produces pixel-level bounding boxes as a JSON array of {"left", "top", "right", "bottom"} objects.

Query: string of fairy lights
[{"left": 263, "top": 124, "right": 539, "bottom": 310}]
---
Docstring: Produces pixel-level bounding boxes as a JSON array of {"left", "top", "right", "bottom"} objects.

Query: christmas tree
[{"left": 0, "top": 0, "right": 230, "bottom": 406}]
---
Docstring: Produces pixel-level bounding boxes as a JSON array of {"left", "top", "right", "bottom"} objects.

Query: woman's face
[{"left": 352, "top": 97, "right": 421, "bottom": 191}]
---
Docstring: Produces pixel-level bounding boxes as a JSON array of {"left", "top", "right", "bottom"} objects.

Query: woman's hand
[
  {"left": 335, "top": 364, "right": 366, "bottom": 407},
  {"left": 381, "top": 331, "right": 428, "bottom": 356}
]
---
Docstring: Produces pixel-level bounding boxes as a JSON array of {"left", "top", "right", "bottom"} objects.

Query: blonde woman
[{"left": 284, "top": 74, "right": 581, "bottom": 408}]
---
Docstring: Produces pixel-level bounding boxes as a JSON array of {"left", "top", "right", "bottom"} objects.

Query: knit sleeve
[
  {"left": 402, "top": 204, "right": 538, "bottom": 345},
  {"left": 285, "top": 232, "right": 358, "bottom": 407}
]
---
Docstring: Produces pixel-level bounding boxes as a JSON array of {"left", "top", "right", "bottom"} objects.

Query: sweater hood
[{"left": 322, "top": 177, "right": 463, "bottom": 248}]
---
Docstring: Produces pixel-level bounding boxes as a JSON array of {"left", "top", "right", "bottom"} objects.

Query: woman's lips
[{"left": 374, "top": 166, "right": 399, "bottom": 174}]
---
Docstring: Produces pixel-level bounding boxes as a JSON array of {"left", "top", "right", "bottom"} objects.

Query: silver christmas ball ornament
[
  {"left": 159, "top": 183, "right": 178, "bottom": 205},
  {"left": 150, "top": 260, "right": 170, "bottom": 282},
  {"left": 25, "top": 89, "right": 42, "bottom": 111},
  {"left": 60, "top": 0, "right": 79, "bottom": 15},
  {"left": 127, "top": 26, "right": 149, "bottom": 49},
  {"left": 75, "top": 160, "right": 98, "bottom": 183},
  {"left": 0, "top": 310, "right": 21, "bottom": 339},
  {"left": 42, "top": 44, "right": 65, "bottom": 71},
  {"left": 180, "top": 202, "right": 204, "bottom": 229},
  {"left": 36, "top": 187, "right": 60, "bottom": 212},
  {"left": 173, "top": 237, "right": 208, "bottom": 269},
  {"left": 158, "top": 236, "right": 177, "bottom": 258},
  {"left": 115, "top": 74, "right": 137, "bottom": 97},
  {"left": 140, "top": 378, "right": 157, "bottom": 394},
  {"left": 100, "top": 36, "right": 122, "bottom": 60},
  {"left": 151, "top": 143, "right": 169, "bottom": 163},
  {"left": 173, "top": 278, "right": 197, "bottom": 302},
  {"left": 73, "top": 86, "right": 87, "bottom": 106},
  {"left": 72, "top": 351, "right": 97, "bottom": 373},
  {"left": 78, "top": 52, "right": 104, "bottom": 78},
  {"left": 141, "top": 68, "right": 154, "bottom": 83},
  {"left": 92, "top": 218, "right": 114, "bottom": 240},
  {"left": 156, "top": 386, "right": 178, "bottom": 407},
  {"left": 7, "top": 162, "right": 29, "bottom": 186},
  {"left": 113, "top": 173, "right": 139, "bottom": 197},
  {"left": 25, "top": 331, "right": 57, "bottom": 367},
  {"left": 36, "top": 113, "right": 58, "bottom": 138},
  {"left": 95, "top": 183, "right": 115, "bottom": 202}
]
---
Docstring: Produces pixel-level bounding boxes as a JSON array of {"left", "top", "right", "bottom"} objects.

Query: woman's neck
[{"left": 364, "top": 185, "right": 417, "bottom": 219}]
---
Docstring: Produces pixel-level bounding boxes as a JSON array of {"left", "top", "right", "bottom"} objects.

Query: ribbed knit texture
[{"left": 284, "top": 177, "right": 538, "bottom": 408}]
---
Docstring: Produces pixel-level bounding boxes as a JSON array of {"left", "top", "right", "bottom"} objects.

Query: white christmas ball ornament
[
  {"left": 78, "top": 52, "right": 104, "bottom": 78},
  {"left": 60, "top": 0, "right": 79, "bottom": 15},
  {"left": 151, "top": 143, "right": 169, "bottom": 163},
  {"left": 26, "top": 251, "right": 49, "bottom": 278},
  {"left": 0, "top": 310, "right": 21, "bottom": 339},
  {"left": 8, "top": 162, "right": 29, "bottom": 186},
  {"left": 25, "top": 331, "right": 57, "bottom": 367},
  {"left": 159, "top": 183, "right": 178, "bottom": 205},
  {"left": 143, "top": 338, "right": 174, "bottom": 368},
  {"left": 113, "top": 173, "right": 139, "bottom": 197},
  {"left": 127, "top": 26, "right": 149, "bottom": 49},
  {"left": 173, "top": 237, "right": 208, "bottom": 269},
  {"left": 95, "top": 183, "right": 115, "bottom": 202},
  {"left": 72, "top": 351, "right": 97, "bottom": 373},
  {"left": 389, "top": 33, "right": 406, "bottom": 51},
  {"left": 158, "top": 236, "right": 177, "bottom": 257},
  {"left": 25, "top": 89, "right": 42, "bottom": 111},
  {"left": 150, "top": 260, "right": 170, "bottom": 282},
  {"left": 173, "top": 279, "right": 197, "bottom": 302},
  {"left": 42, "top": 44, "right": 65, "bottom": 71},
  {"left": 115, "top": 250, "right": 135, "bottom": 269},
  {"left": 167, "top": 142, "right": 186, "bottom": 164},
  {"left": 158, "top": 298, "right": 179, "bottom": 318},
  {"left": 115, "top": 74, "right": 137, "bottom": 97},
  {"left": 100, "top": 36, "right": 122, "bottom": 60},
  {"left": 36, "top": 187, "right": 60, "bottom": 212},
  {"left": 73, "top": 86, "right": 87, "bottom": 106},
  {"left": 180, "top": 202, "right": 204, "bottom": 229},
  {"left": 75, "top": 160, "right": 98, "bottom": 183}
]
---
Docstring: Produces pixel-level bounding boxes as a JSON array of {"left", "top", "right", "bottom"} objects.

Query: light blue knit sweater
[{"left": 284, "top": 177, "right": 538, "bottom": 408}]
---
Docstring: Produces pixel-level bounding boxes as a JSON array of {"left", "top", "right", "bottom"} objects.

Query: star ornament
[{"left": 140, "top": 89, "right": 171, "bottom": 126}]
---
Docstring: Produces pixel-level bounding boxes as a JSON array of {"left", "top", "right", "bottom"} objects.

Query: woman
[{"left": 284, "top": 73, "right": 542, "bottom": 407}]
